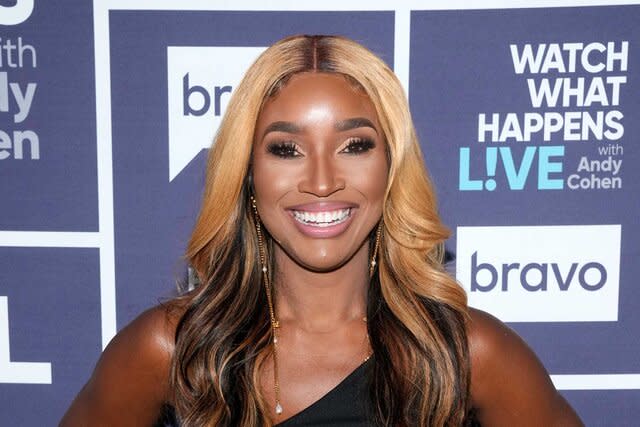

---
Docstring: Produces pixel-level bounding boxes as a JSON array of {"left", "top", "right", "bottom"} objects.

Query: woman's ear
[{"left": 246, "top": 171, "right": 254, "bottom": 194}]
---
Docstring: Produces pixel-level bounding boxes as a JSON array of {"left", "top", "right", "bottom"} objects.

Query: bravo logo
[
  {"left": 0, "top": 0, "right": 34, "bottom": 25},
  {"left": 456, "top": 225, "right": 620, "bottom": 322},
  {"left": 167, "top": 46, "right": 266, "bottom": 181},
  {"left": 470, "top": 253, "right": 606, "bottom": 292}
]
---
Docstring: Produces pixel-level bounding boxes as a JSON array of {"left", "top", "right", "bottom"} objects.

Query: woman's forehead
[{"left": 256, "top": 72, "right": 379, "bottom": 130}]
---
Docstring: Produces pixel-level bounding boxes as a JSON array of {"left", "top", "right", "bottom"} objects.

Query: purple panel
[
  {"left": 108, "top": 11, "right": 395, "bottom": 327},
  {"left": 562, "top": 390, "right": 640, "bottom": 425},
  {"left": 0, "top": 247, "right": 101, "bottom": 424},
  {"left": 0, "top": 0, "right": 97, "bottom": 231},
  {"left": 410, "top": 6, "right": 640, "bottom": 424}
]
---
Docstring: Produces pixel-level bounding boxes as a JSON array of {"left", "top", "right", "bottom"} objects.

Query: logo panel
[
  {"left": 0, "top": 247, "right": 101, "bottom": 423},
  {"left": 109, "top": 9, "right": 395, "bottom": 327},
  {"left": 0, "top": 0, "right": 97, "bottom": 231},
  {"left": 167, "top": 46, "right": 266, "bottom": 181},
  {"left": 456, "top": 225, "right": 621, "bottom": 322}
]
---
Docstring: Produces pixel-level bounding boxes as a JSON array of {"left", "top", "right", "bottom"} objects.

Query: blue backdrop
[{"left": 0, "top": 1, "right": 638, "bottom": 425}]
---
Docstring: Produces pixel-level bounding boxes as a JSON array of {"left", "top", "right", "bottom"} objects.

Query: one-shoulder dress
[{"left": 154, "top": 358, "right": 480, "bottom": 426}]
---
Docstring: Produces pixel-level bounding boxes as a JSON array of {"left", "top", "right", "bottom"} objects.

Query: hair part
[{"left": 171, "top": 34, "right": 472, "bottom": 426}]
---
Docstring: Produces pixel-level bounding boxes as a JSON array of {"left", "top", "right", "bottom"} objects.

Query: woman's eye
[
  {"left": 341, "top": 138, "right": 375, "bottom": 154},
  {"left": 267, "top": 141, "right": 301, "bottom": 158}
]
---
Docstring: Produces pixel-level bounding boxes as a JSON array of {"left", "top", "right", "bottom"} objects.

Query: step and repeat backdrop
[{"left": 0, "top": 0, "right": 638, "bottom": 425}]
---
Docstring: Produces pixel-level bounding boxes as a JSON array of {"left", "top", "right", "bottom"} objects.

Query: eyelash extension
[
  {"left": 267, "top": 141, "right": 300, "bottom": 158},
  {"left": 343, "top": 137, "right": 375, "bottom": 154},
  {"left": 266, "top": 138, "right": 374, "bottom": 158}
]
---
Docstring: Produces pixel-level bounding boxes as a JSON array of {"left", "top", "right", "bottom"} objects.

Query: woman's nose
[{"left": 297, "top": 153, "right": 345, "bottom": 197}]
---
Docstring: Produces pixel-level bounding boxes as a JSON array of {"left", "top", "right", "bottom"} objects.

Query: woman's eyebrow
[
  {"left": 335, "top": 117, "right": 377, "bottom": 133},
  {"left": 261, "top": 117, "right": 377, "bottom": 139},
  {"left": 262, "top": 121, "right": 302, "bottom": 138}
]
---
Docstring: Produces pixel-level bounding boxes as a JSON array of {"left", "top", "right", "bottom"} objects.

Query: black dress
[
  {"left": 154, "top": 360, "right": 372, "bottom": 427},
  {"left": 154, "top": 358, "right": 480, "bottom": 426},
  {"left": 275, "top": 358, "right": 373, "bottom": 426}
]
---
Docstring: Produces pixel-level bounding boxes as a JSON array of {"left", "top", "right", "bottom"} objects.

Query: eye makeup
[
  {"left": 266, "top": 137, "right": 376, "bottom": 159},
  {"left": 341, "top": 137, "right": 375, "bottom": 154},
  {"left": 267, "top": 141, "right": 300, "bottom": 158}
]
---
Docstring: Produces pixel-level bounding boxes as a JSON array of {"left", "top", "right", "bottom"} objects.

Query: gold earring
[
  {"left": 250, "top": 195, "right": 282, "bottom": 415},
  {"left": 369, "top": 221, "right": 383, "bottom": 278}
]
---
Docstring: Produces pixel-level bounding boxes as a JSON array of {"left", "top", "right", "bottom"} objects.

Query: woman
[{"left": 61, "top": 35, "right": 582, "bottom": 426}]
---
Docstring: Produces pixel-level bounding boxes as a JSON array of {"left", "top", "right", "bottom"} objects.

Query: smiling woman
[{"left": 60, "top": 35, "right": 583, "bottom": 427}]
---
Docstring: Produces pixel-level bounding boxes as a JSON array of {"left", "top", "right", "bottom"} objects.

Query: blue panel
[
  {"left": 0, "top": 0, "right": 97, "bottom": 231},
  {"left": 0, "top": 247, "right": 101, "bottom": 424},
  {"left": 108, "top": 11, "right": 395, "bottom": 327},
  {"left": 410, "top": 6, "right": 640, "bottom": 423},
  {"left": 562, "top": 390, "right": 640, "bottom": 425}
]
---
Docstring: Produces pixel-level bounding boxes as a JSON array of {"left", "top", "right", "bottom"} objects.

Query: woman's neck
[{"left": 272, "top": 242, "right": 370, "bottom": 333}]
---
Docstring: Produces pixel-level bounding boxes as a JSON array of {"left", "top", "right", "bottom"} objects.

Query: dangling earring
[
  {"left": 250, "top": 195, "right": 283, "bottom": 415},
  {"left": 369, "top": 221, "right": 383, "bottom": 278}
]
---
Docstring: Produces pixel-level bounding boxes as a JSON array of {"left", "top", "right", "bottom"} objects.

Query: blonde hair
[{"left": 171, "top": 35, "right": 471, "bottom": 426}]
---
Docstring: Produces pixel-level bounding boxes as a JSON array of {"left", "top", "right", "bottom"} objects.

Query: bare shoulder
[
  {"left": 108, "top": 301, "right": 183, "bottom": 366},
  {"left": 59, "top": 302, "right": 185, "bottom": 426},
  {"left": 467, "top": 308, "right": 583, "bottom": 427}
]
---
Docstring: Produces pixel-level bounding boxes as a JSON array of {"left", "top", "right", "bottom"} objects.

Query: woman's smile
[{"left": 287, "top": 202, "right": 357, "bottom": 238}]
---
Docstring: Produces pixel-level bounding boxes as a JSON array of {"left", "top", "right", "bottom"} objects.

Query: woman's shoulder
[
  {"left": 98, "top": 301, "right": 185, "bottom": 377},
  {"left": 465, "top": 307, "right": 583, "bottom": 426},
  {"left": 466, "top": 307, "right": 524, "bottom": 356},
  {"left": 118, "top": 301, "right": 184, "bottom": 357},
  {"left": 466, "top": 306, "right": 553, "bottom": 399},
  {"left": 59, "top": 301, "right": 186, "bottom": 426}
]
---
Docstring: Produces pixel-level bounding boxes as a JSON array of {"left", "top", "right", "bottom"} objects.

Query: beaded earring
[
  {"left": 369, "top": 221, "right": 383, "bottom": 278},
  {"left": 250, "top": 195, "right": 283, "bottom": 414}
]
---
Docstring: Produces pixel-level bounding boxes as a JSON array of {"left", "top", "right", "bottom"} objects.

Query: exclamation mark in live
[{"left": 485, "top": 147, "right": 497, "bottom": 191}]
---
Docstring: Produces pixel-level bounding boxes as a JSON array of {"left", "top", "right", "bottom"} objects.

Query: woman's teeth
[{"left": 292, "top": 208, "right": 351, "bottom": 227}]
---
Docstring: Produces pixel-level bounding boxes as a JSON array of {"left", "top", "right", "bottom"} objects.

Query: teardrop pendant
[{"left": 275, "top": 402, "right": 283, "bottom": 414}]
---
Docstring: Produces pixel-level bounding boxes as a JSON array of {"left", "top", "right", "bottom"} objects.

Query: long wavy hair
[{"left": 170, "top": 35, "right": 471, "bottom": 426}]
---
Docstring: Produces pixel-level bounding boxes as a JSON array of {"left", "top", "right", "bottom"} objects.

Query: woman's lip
[
  {"left": 287, "top": 207, "right": 356, "bottom": 238},
  {"left": 286, "top": 201, "right": 358, "bottom": 212}
]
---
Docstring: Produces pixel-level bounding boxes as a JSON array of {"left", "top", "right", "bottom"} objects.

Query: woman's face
[{"left": 252, "top": 72, "right": 388, "bottom": 272}]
